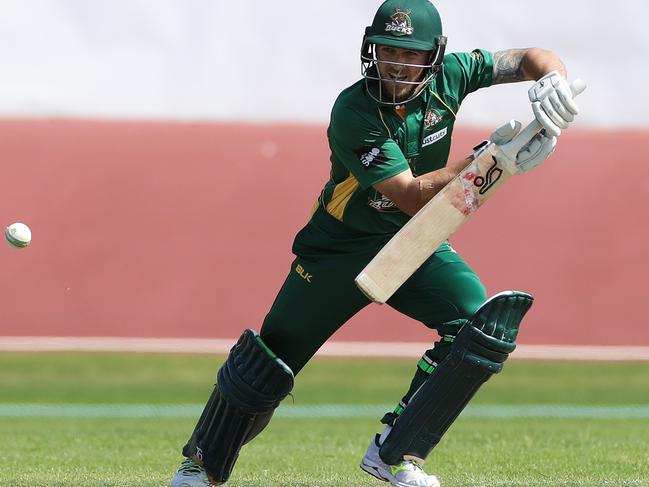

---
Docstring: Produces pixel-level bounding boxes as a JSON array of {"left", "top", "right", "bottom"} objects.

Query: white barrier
[
  {"left": 0, "top": 0, "right": 646, "bottom": 127},
  {"left": 2, "top": 336, "right": 649, "bottom": 360}
]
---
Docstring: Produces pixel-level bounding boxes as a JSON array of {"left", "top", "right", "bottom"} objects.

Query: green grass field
[{"left": 1, "top": 353, "right": 648, "bottom": 487}]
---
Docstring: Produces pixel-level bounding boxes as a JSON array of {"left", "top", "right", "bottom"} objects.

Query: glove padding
[
  {"left": 490, "top": 120, "right": 557, "bottom": 173},
  {"left": 528, "top": 71, "right": 579, "bottom": 137}
]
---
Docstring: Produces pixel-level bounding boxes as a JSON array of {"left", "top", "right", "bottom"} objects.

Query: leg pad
[
  {"left": 182, "top": 329, "right": 294, "bottom": 483},
  {"left": 379, "top": 291, "right": 533, "bottom": 465}
]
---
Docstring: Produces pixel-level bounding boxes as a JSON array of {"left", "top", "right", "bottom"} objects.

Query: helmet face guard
[
  {"left": 361, "top": 35, "right": 446, "bottom": 105},
  {"left": 360, "top": 0, "right": 446, "bottom": 105}
]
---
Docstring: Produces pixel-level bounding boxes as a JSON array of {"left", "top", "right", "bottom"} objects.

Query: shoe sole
[
  {"left": 359, "top": 458, "right": 440, "bottom": 487},
  {"left": 170, "top": 473, "right": 211, "bottom": 487},
  {"left": 360, "top": 458, "right": 390, "bottom": 483}
]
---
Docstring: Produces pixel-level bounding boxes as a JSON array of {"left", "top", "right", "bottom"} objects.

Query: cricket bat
[{"left": 355, "top": 79, "right": 586, "bottom": 304}]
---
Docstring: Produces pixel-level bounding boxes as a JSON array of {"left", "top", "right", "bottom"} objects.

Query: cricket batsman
[{"left": 171, "top": 1, "right": 580, "bottom": 485}]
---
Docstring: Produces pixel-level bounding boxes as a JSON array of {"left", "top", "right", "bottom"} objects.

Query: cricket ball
[{"left": 5, "top": 222, "right": 32, "bottom": 248}]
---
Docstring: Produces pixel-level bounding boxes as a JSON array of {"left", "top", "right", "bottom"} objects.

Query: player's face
[{"left": 375, "top": 45, "right": 431, "bottom": 103}]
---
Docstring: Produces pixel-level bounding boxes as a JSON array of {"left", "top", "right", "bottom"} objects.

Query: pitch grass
[{"left": 1, "top": 353, "right": 648, "bottom": 486}]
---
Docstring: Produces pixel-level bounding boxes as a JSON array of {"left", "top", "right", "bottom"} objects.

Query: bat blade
[{"left": 355, "top": 143, "right": 515, "bottom": 303}]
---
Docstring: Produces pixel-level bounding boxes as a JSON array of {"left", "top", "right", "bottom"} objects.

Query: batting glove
[
  {"left": 528, "top": 71, "right": 579, "bottom": 137},
  {"left": 488, "top": 120, "right": 557, "bottom": 173}
]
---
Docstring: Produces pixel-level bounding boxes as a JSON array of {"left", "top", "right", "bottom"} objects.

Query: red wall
[{"left": 0, "top": 119, "right": 646, "bottom": 345}]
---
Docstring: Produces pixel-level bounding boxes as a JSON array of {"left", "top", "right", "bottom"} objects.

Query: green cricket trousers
[{"left": 260, "top": 206, "right": 487, "bottom": 376}]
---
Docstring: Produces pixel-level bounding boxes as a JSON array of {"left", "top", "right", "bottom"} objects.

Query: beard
[{"left": 379, "top": 78, "right": 423, "bottom": 104}]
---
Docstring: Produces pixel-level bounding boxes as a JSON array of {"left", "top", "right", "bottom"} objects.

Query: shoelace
[
  {"left": 391, "top": 460, "right": 425, "bottom": 476},
  {"left": 179, "top": 459, "right": 205, "bottom": 476}
]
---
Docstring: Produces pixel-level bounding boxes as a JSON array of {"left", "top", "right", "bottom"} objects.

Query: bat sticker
[{"left": 473, "top": 156, "right": 503, "bottom": 195}]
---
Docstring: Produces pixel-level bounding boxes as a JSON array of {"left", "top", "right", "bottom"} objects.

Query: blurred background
[{"left": 1, "top": 0, "right": 648, "bottom": 352}]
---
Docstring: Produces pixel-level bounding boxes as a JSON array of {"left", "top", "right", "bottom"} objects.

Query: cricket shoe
[
  {"left": 170, "top": 457, "right": 213, "bottom": 487},
  {"left": 360, "top": 433, "right": 440, "bottom": 487}
]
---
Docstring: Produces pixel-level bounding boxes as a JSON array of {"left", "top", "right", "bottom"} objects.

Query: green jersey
[{"left": 313, "top": 49, "right": 494, "bottom": 235}]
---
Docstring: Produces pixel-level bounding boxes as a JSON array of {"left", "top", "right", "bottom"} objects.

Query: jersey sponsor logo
[
  {"left": 385, "top": 9, "right": 413, "bottom": 36},
  {"left": 421, "top": 126, "right": 447, "bottom": 147},
  {"left": 354, "top": 146, "right": 389, "bottom": 169},
  {"left": 368, "top": 193, "right": 398, "bottom": 212},
  {"left": 295, "top": 263, "right": 312, "bottom": 283},
  {"left": 424, "top": 108, "right": 442, "bottom": 130}
]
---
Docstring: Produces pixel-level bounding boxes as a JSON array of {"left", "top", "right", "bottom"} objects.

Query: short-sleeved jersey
[{"left": 312, "top": 49, "right": 494, "bottom": 235}]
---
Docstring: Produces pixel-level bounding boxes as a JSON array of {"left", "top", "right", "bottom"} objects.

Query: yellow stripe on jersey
[
  {"left": 310, "top": 199, "right": 320, "bottom": 216},
  {"left": 325, "top": 173, "right": 359, "bottom": 221},
  {"left": 377, "top": 108, "right": 393, "bottom": 138},
  {"left": 430, "top": 91, "right": 457, "bottom": 118}
]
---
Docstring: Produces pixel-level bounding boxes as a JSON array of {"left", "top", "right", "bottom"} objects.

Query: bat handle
[{"left": 500, "top": 78, "right": 587, "bottom": 162}]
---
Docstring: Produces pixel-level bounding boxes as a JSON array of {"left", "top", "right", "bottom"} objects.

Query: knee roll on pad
[
  {"left": 182, "top": 329, "right": 294, "bottom": 483},
  {"left": 471, "top": 290, "right": 533, "bottom": 343},
  {"left": 379, "top": 291, "right": 533, "bottom": 465}
]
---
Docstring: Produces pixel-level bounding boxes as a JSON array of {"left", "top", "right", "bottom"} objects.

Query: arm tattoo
[{"left": 492, "top": 49, "right": 527, "bottom": 85}]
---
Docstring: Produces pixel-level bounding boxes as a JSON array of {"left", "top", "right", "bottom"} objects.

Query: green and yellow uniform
[
  {"left": 177, "top": 2, "right": 543, "bottom": 482},
  {"left": 321, "top": 50, "right": 493, "bottom": 233},
  {"left": 261, "top": 50, "right": 494, "bottom": 376}
]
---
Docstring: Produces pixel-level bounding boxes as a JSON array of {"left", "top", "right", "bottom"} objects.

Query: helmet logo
[{"left": 385, "top": 9, "right": 413, "bottom": 36}]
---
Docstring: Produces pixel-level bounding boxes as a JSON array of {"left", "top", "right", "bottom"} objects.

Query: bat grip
[{"left": 500, "top": 78, "right": 587, "bottom": 161}]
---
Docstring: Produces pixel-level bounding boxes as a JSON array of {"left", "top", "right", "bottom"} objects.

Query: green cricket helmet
[{"left": 361, "top": 0, "right": 447, "bottom": 105}]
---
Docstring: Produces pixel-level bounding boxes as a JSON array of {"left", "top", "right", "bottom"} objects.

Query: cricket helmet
[{"left": 361, "top": 0, "right": 447, "bottom": 104}]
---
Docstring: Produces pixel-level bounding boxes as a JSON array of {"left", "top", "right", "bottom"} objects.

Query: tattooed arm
[
  {"left": 492, "top": 48, "right": 567, "bottom": 84},
  {"left": 492, "top": 48, "right": 579, "bottom": 137}
]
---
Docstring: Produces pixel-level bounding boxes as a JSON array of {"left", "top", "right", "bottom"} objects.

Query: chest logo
[
  {"left": 424, "top": 108, "right": 443, "bottom": 130},
  {"left": 422, "top": 126, "right": 448, "bottom": 147},
  {"left": 385, "top": 9, "right": 413, "bottom": 36}
]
